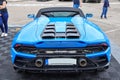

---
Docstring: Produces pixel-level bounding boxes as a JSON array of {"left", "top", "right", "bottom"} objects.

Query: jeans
[
  {"left": 73, "top": 4, "right": 79, "bottom": 8},
  {"left": 0, "top": 11, "right": 9, "bottom": 33},
  {"left": 101, "top": 7, "right": 108, "bottom": 18}
]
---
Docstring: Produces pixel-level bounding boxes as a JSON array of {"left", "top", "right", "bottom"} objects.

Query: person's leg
[
  {"left": 104, "top": 7, "right": 108, "bottom": 18},
  {"left": 0, "top": 16, "right": 5, "bottom": 37},
  {"left": 73, "top": 4, "right": 79, "bottom": 8},
  {"left": 2, "top": 12, "right": 8, "bottom": 34},
  {"left": 0, "top": 16, "right": 4, "bottom": 33},
  {"left": 101, "top": 7, "right": 106, "bottom": 18}
]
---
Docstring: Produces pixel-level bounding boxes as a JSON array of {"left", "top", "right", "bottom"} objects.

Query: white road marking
[
  {"left": 90, "top": 19, "right": 120, "bottom": 34},
  {"left": 105, "top": 28, "right": 120, "bottom": 34},
  {"left": 9, "top": 24, "right": 24, "bottom": 27}
]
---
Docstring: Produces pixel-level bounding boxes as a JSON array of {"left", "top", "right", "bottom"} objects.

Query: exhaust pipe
[
  {"left": 79, "top": 58, "right": 87, "bottom": 67},
  {"left": 35, "top": 59, "right": 43, "bottom": 67}
]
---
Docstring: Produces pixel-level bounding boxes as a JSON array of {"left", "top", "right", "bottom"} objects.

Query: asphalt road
[{"left": 0, "top": 0, "right": 120, "bottom": 80}]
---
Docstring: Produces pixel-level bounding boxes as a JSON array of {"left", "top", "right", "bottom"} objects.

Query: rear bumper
[
  {"left": 13, "top": 54, "right": 110, "bottom": 72},
  {"left": 13, "top": 62, "right": 109, "bottom": 73},
  {"left": 12, "top": 46, "right": 111, "bottom": 72}
]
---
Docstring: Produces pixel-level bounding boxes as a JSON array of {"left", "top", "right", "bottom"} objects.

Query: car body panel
[
  {"left": 10, "top": 7, "right": 111, "bottom": 72},
  {"left": 14, "top": 16, "right": 106, "bottom": 42}
]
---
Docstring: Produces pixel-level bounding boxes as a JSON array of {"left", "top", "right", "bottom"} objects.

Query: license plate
[{"left": 45, "top": 58, "right": 76, "bottom": 65}]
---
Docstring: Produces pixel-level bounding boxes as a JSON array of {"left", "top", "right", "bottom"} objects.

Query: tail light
[
  {"left": 14, "top": 44, "right": 37, "bottom": 54},
  {"left": 88, "top": 43, "right": 108, "bottom": 50}
]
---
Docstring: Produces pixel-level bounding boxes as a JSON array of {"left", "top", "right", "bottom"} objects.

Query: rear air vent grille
[
  {"left": 42, "top": 25, "right": 55, "bottom": 39},
  {"left": 66, "top": 25, "right": 80, "bottom": 38},
  {"left": 41, "top": 24, "right": 80, "bottom": 39}
]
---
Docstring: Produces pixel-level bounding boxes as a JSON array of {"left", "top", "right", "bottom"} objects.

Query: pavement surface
[{"left": 0, "top": 0, "right": 120, "bottom": 80}]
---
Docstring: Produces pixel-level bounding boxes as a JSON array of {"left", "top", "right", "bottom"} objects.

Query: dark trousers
[
  {"left": 73, "top": 4, "right": 79, "bottom": 8},
  {"left": 0, "top": 11, "right": 9, "bottom": 33},
  {"left": 101, "top": 7, "right": 108, "bottom": 18}
]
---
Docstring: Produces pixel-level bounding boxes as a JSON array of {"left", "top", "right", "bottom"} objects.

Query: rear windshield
[{"left": 42, "top": 11, "right": 80, "bottom": 17}]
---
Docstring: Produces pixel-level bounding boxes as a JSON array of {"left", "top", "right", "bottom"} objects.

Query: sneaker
[
  {"left": 4, "top": 33, "right": 8, "bottom": 37},
  {"left": 104, "top": 17, "right": 107, "bottom": 19},
  {"left": 1, "top": 33, "right": 5, "bottom": 37},
  {"left": 104, "top": 16, "right": 107, "bottom": 19}
]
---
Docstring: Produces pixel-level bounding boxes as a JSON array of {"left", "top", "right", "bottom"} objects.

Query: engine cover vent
[{"left": 41, "top": 24, "right": 80, "bottom": 39}]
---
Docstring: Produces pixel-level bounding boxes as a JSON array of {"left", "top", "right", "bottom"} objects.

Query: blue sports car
[{"left": 11, "top": 7, "right": 111, "bottom": 73}]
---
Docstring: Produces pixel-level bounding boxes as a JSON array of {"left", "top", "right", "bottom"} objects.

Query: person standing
[
  {"left": 0, "top": 0, "right": 8, "bottom": 37},
  {"left": 73, "top": 0, "right": 82, "bottom": 8},
  {"left": 100, "top": 0, "right": 110, "bottom": 19}
]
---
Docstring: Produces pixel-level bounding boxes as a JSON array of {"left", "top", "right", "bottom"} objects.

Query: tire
[
  {"left": 13, "top": 66, "right": 25, "bottom": 73},
  {"left": 96, "top": 66, "right": 109, "bottom": 72}
]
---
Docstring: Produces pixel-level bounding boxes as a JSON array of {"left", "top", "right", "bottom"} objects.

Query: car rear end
[
  {"left": 11, "top": 7, "right": 110, "bottom": 73},
  {"left": 13, "top": 42, "right": 110, "bottom": 73},
  {"left": 12, "top": 23, "right": 110, "bottom": 73}
]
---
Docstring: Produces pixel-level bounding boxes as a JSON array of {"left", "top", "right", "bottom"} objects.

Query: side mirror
[
  {"left": 85, "top": 13, "right": 93, "bottom": 19},
  {"left": 27, "top": 14, "right": 35, "bottom": 19}
]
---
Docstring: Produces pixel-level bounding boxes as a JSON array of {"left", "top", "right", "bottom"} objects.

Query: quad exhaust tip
[
  {"left": 79, "top": 58, "right": 87, "bottom": 67},
  {"left": 35, "top": 59, "right": 43, "bottom": 67}
]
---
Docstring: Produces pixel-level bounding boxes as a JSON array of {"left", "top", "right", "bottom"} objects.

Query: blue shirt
[
  {"left": 73, "top": 0, "right": 80, "bottom": 5},
  {"left": 103, "top": 0, "right": 109, "bottom": 7}
]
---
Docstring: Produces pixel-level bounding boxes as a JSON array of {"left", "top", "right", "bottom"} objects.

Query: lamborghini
[{"left": 11, "top": 7, "right": 111, "bottom": 73}]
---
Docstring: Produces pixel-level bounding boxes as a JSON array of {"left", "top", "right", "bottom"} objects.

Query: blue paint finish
[
  {"left": 106, "top": 47, "right": 111, "bottom": 61},
  {"left": 45, "top": 59, "right": 48, "bottom": 65},
  {"left": 11, "top": 48, "right": 36, "bottom": 63},
  {"left": 10, "top": 48, "right": 17, "bottom": 63},
  {"left": 35, "top": 41, "right": 87, "bottom": 48},
  {"left": 55, "top": 22, "right": 66, "bottom": 32},
  {"left": 86, "top": 47, "right": 111, "bottom": 62},
  {"left": 49, "top": 17, "right": 72, "bottom": 22},
  {"left": 14, "top": 16, "right": 49, "bottom": 43},
  {"left": 11, "top": 11, "right": 111, "bottom": 65},
  {"left": 86, "top": 47, "right": 111, "bottom": 58}
]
